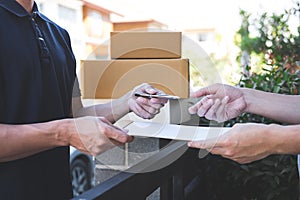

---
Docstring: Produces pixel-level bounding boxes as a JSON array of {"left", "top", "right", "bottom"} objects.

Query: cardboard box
[
  {"left": 80, "top": 59, "right": 189, "bottom": 99},
  {"left": 110, "top": 32, "right": 181, "bottom": 59}
]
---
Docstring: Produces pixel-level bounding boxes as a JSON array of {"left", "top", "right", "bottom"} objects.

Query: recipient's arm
[
  {"left": 242, "top": 88, "right": 300, "bottom": 124},
  {"left": 189, "top": 83, "right": 300, "bottom": 124},
  {"left": 188, "top": 123, "right": 300, "bottom": 164}
]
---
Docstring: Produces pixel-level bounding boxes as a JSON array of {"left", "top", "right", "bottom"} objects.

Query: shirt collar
[{"left": 0, "top": 0, "right": 44, "bottom": 20}]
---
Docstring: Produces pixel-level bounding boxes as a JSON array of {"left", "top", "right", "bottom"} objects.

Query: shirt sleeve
[{"left": 72, "top": 76, "right": 81, "bottom": 97}]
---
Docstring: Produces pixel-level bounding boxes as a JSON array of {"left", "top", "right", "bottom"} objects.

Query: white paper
[{"left": 124, "top": 121, "right": 230, "bottom": 141}]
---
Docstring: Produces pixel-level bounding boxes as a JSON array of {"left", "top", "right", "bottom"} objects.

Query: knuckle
[
  {"left": 205, "top": 113, "right": 213, "bottom": 120},
  {"left": 120, "top": 135, "right": 130, "bottom": 143},
  {"left": 148, "top": 114, "right": 155, "bottom": 119},
  {"left": 141, "top": 113, "right": 151, "bottom": 119},
  {"left": 136, "top": 97, "right": 145, "bottom": 104},
  {"left": 201, "top": 101, "right": 211, "bottom": 109},
  {"left": 216, "top": 118, "right": 224, "bottom": 123},
  {"left": 146, "top": 107, "right": 154, "bottom": 113},
  {"left": 114, "top": 133, "right": 125, "bottom": 143},
  {"left": 141, "top": 98, "right": 149, "bottom": 104},
  {"left": 101, "top": 126, "right": 109, "bottom": 135},
  {"left": 150, "top": 108, "right": 158, "bottom": 114},
  {"left": 118, "top": 137, "right": 126, "bottom": 144},
  {"left": 221, "top": 137, "right": 231, "bottom": 146},
  {"left": 197, "top": 108, "right": 206, "bottom": 116},
  {"left": 224, "top": 149, "right": 234, "bottom": 157}
]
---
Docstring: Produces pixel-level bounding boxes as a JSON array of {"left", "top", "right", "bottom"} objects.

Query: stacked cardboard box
[{"left": 81, "top": 31, "right": 189, "bottom": 99}]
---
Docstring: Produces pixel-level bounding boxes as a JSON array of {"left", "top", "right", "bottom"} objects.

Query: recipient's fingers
[
  {"left": 196, "top": 98, "right": 214, "bottom": 117},
  {"left": 188, "top": 138, "right": 221, "bottom": 149},
  {"left": 188, "top": 95, "right": 213, "bottom": 115},
  {"left": 204, "top": 99, "right": 221, "bottom": 120},
  {"left": 188, "top": 102, "right": 200, "bottom": 115},
  {"left": 188, "top": 132, "right": 230, "bottom": 149},
  {"left": 215, "top": 96, "right": 229, "bottom": 122}
]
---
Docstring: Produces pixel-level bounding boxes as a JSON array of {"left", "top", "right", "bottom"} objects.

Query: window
[
  {"left": 86, "top": 11, "right": 103, "bottom": 37},
  {"left": 58, "top": 5, "right": 77, "bottom": 26}
]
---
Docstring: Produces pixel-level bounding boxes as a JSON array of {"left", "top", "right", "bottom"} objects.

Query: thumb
[{"left": 144, "top": 86, "right": 158, "bottom": 94}]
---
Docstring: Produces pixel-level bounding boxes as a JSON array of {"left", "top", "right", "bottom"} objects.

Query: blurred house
[
  {"left": 183, "top": 28, "right": 217, "bottom": 55},
  {"left": 36, "top": 0, "right": 167, "bottom": 60},
  {"left": 81, "top": 0, "right": 120, "bottom": 59},
  {"left": 37, "top": 0, "right": 85, "bottom": 59}
]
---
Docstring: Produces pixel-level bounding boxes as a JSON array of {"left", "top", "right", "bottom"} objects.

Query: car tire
[{"left": 71, "top": 158, "right": 92, "bottom": 196}]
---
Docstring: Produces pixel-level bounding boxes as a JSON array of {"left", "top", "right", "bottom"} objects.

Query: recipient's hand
[
  {"left": 188, "top": 123, "right": 275, "bottom": 164},
  {"left": 67, "top": 116, "right": 133, "bottom": 156},
  {"left": 128, "top": 83, "right": 168, "bottom": 119},
  {"left": 188, "top": 83, "right": 247, "bottom": 122}
]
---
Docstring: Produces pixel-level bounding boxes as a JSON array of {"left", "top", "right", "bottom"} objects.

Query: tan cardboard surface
[
  {"left": 80, "top": 59, "right": 189, "bottom": 99},
  {"left": 110, "top": 32, "right": 181, "bottom": 59}
]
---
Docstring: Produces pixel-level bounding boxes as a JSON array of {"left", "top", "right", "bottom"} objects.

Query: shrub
[{"left": 199, "top": 2, "right": 300, "bottom": 199}]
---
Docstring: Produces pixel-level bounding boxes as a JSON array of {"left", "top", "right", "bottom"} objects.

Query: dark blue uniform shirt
[{"left": 0, "top": 0, "right": 79, "bottom": 199}]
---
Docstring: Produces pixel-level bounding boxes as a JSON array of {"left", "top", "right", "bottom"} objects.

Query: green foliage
[
  {"left": 193, "top": 154, "right": 298, "bottom": 200},
  {"left": 230, "top": 0, "right": 300, "bottom": 126},
  {"left": 202, "top": 2, "right": 300, "bottom": 200},
  {"left": 226, "top": 66, "right": 300, "bottom": 127},
  {"left": 220, "top": 66, "right": 300, "bottom": 200},
  {"left": 239, "top": 67, "right": 300, "bottom": 94}
]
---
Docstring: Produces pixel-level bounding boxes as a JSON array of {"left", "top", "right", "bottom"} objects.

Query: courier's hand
[
  {"left": 188, "top": 83, "right": 247, "bottom": 122},
  {"left": 188, "top": 123, "right": 274, "bottom": 164},
  {"left": 68, "top": 116, "right": 133, "bottom": 156},
  {"left": 128, "top": 83, "right": 168, "bottom": 119}
]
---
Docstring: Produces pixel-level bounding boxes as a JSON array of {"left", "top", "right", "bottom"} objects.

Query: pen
[{"left": 134, "top": 92, "right": 180, "bottom": 100}]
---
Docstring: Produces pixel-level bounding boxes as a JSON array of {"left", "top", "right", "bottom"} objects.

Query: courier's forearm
[
  {"left": 0, "top": 120, "right": 70, "bottom": 162},
  {"left": 74, "top": 92, "right": 131, "bottom": 124}
]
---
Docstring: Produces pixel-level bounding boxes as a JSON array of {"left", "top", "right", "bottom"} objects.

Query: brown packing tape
[{"left": 80, "top": 59, "right": 189, "bottom": 99}]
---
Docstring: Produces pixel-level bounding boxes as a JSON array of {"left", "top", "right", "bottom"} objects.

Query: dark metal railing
[{"left": 72, "top": 139, "right": 204, "bottom": 200}]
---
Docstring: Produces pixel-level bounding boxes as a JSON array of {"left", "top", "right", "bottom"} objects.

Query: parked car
[{"left": 70, "top": 147, "right": 95, "bottom": 196}]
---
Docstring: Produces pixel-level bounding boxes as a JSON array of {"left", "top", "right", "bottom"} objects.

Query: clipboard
[{"left": 121, "top": 121, "right": 230, "bottom": 141}]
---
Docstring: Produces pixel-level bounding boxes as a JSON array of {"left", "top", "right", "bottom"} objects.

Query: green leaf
[{"left": 273, "top": 85, "right": 280, "bottom": 93}]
